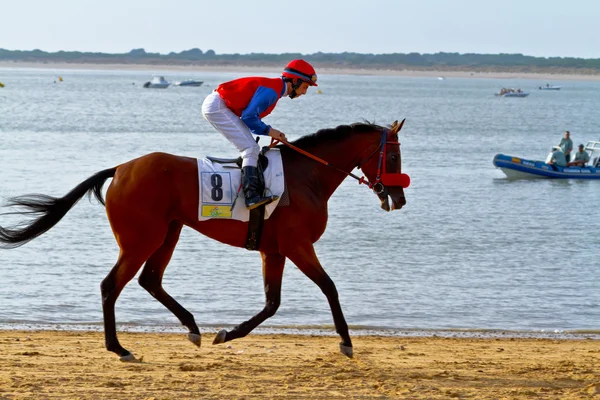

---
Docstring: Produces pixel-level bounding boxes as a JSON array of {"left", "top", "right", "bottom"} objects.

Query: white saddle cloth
[{"left": 197, "top": 149, "right": 284, "bottom": 221}]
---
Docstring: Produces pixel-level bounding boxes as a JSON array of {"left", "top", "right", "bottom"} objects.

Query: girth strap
[
  {"left": 244, "top": 154, "right": 269, "bottom": 250},
  {"left": 245, "top": 206, "right": 265, "bottom": 250}
]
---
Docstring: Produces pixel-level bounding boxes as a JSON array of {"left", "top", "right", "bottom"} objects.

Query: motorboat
[
  {"left": 539, "top": 84, "right": 561, "bottom": 90},
  {"left": 173, "top": 79, "right": 204, "bottom": 87},
  {"left": 493, "top": 141, "right": 600, "bottom": 179},
  {"left": 495, "top": 88, "right": 529, "bottom": 97},
  {"left": 143, "top": 76, "right": 170, "bottom": 89}
]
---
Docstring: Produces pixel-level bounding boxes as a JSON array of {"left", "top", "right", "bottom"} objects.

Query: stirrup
[{"left": 246, "top": 194, "right": 278, "bottom": 210}]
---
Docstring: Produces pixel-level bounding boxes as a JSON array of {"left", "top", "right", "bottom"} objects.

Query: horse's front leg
[
  {"left": 213, "top": 252, "right": 285, "bottom": 344},
  {"left": 283, "top": 242, "right": 353, "bottom": 358}
]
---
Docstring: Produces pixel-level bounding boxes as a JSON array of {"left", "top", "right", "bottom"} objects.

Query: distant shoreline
[{"left": 2, "top": 61, "right": 600, "bottom": 82}]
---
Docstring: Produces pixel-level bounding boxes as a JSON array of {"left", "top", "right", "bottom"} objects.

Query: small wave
[{"left": 0, "top": 322, "right": 598, "bottom": 340}]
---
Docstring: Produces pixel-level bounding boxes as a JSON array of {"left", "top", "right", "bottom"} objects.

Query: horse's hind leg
[
  {"left": 138, "top": 221, "right": 201, "bottom": 347},
  {"left": 213, "top": 252, "right": 285, "bottom": 344},
  {"left": 101, "top": 223, "right": 168, "bottom": 361},
  {"left": 101, "top": 252, "right": 149, "bottom": 361}
]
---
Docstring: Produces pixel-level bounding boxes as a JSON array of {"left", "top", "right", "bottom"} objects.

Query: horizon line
[{"left": 1, "top": 47, "right": 596, "bottom": 61}]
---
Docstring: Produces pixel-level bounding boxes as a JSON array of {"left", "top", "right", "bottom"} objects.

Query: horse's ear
[
  {"left": 390, "top": 119, "right": 401, "bottom": 134},
  {"left": 399, "top": 118, "right": 405, "bottom": 130},
  {"left": 392, "top": 118, "right": 406, "bottom": 134}
]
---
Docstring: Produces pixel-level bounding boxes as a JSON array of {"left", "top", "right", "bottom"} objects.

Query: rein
[
  {"left": 269, "top": 137, "right": 369, "bottom": 183},
  {"left": 269, "top": 127, "right": 409, "bottom": 192}
]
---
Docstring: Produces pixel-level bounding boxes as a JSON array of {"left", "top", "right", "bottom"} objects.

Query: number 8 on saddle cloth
[{"left": 196, "top": 148, "right": 285, "bottom": 222}]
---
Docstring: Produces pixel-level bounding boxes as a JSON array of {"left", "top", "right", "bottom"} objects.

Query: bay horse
[{"left": 0, "top": 120, "right": 409, "bottom": 361}]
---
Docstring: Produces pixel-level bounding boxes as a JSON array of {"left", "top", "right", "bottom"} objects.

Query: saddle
[
  {"left": 199, "top": 147, "right": 282, "bottom": 251},
  {"left": 207, "top": 146, "right": 270, "bottom": 170}
]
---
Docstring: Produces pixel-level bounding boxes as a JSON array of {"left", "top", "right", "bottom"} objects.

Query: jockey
[{"left": 202, "top": 59, "right": 318, "bottom": 210}]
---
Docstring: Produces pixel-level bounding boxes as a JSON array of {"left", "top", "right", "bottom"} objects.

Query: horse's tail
[{"left": 0, "top": 167, "right": 117, "bottom": 249}]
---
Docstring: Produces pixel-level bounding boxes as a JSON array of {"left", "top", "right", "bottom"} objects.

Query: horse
[{"left": 0, "top": 120, "right": 410, "bottom": 361}]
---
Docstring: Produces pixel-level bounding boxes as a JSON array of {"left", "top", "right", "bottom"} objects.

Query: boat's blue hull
[
  {"left": 493, "top": 154, "right": 600, "bottom": 179},
  {"left": 495, "top": 92, "right": 529, "bottom": 97}
]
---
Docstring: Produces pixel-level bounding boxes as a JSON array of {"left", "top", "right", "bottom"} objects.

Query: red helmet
[{"left": 282, "top": 59, "right": 318, "bottom": 86}]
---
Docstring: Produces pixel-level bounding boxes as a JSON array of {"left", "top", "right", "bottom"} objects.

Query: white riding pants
[{"left": 201, "top": 91, "right": 260, "bottom": 167}]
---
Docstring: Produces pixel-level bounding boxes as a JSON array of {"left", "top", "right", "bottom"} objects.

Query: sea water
[{"left": 0, "top": 67, "right": 599, "bottom": 339}]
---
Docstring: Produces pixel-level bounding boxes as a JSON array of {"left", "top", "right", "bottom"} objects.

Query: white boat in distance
[
  {"left": 173, "top": 79, "right": 204, "bottom": 87},
  {"left": 143, "top": 76, "right": 170, "bottom": 89},
  {"left": 539, "top": 84, "right": 561, "bottom": 90}
]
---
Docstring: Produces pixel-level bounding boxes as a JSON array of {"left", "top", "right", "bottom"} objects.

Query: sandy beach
[
  {"left": 2, "top": 61, "right": 600, "bottom": 82},
  {"left": 0, "top": 330, "right": 598, "bottom": 399}
]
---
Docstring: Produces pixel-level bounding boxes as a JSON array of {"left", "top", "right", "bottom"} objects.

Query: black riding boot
[{"left": 241, "top": 166, "right": 277, "bottom": 210}]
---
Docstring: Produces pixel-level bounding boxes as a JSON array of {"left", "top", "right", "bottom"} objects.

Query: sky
[{"left": 1, "top": 0, "right": 599, "bottom": 59}]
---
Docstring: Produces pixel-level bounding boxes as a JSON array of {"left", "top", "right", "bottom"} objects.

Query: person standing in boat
[
  {"left": 568, "top": 144, "right": 590, "bottom": 167},
  {"left": 558, "top": 131, "right": 573, "bottom": 163},
  {"left": 201, "top": 59, "right": 318, "bottom": 210}
]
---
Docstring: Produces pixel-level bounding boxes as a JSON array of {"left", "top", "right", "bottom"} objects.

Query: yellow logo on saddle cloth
[{"left": 201, "top": 205, "right": 232, "bottom": 218}]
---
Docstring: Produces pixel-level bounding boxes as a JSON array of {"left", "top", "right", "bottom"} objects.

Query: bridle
[
  {"left": 269, "top": 123, "right": 411, "bottom": 193},
  {"left": 356, "top": 129, "right": 411, "bottom": 193}
]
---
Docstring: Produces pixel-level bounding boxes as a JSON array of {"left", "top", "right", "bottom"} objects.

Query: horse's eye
[{"left": 391, "top": 155, "right": 398, "bottom": 162}]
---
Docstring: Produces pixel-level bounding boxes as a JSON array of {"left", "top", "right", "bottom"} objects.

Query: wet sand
[
  {"left": 1, "top": 61, "right": 600, "bottom": 82},
  {"left": 0, "top": 330, "right": 598, "bottom": 399}
]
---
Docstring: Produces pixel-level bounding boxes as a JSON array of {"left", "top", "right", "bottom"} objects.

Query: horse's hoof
[
  {"left": 212, "top": 329, "right": 227, "bottom": 345},
  {"left": 119, "top": 353, "right": 142, "bottom": 363},
  {"left": 340, "top": 344, "right": 353, "bottom": 358},
  {"left": 188, "top": 333, "right": 201, "bottom": 347}
]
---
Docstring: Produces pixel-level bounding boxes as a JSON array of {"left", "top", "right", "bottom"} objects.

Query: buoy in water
[
  {"left": 58, "top": 76, "right": 63, "bottom": 82},
  {"left": 0, "top": 82, "right": 4, "bottom": 88},
  {"left": 316, "top": 89, "right": 322, "bottom": 94}
]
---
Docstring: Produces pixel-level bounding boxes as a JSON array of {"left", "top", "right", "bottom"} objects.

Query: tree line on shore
[{"left": 1, "top": 48, "right": 599, "bottom": 74}]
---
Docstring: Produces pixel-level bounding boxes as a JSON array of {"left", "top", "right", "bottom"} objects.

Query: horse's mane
[{"left": 287, "top": 122, "right": 385, "bottom": 150}]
